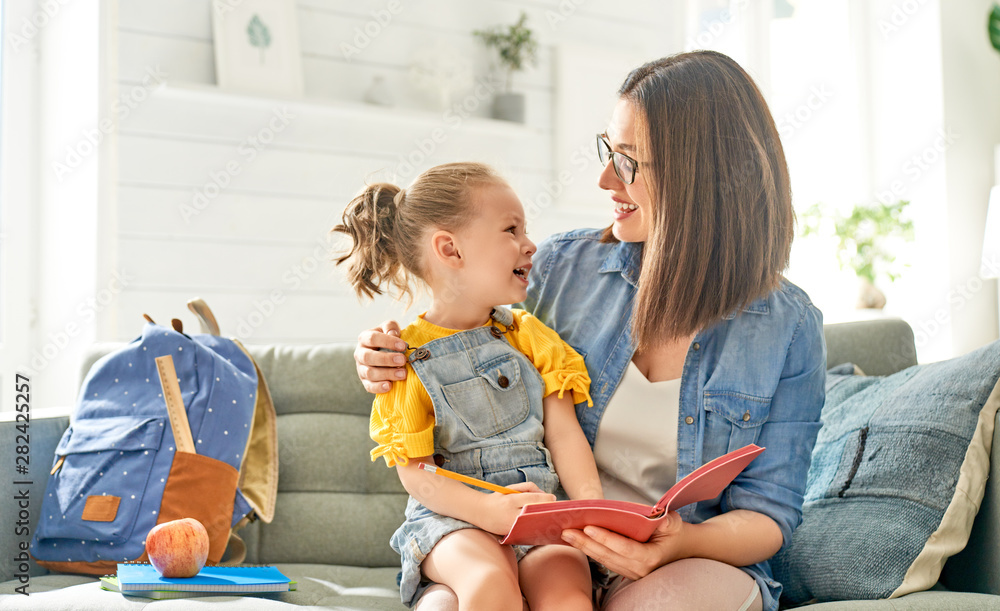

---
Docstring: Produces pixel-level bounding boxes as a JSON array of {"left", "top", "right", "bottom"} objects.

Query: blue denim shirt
[{"left": 519, "top": 229, "right": 826, "bottom": 610}]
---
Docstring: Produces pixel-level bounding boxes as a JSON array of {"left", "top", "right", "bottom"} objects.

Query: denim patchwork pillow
[{"left": 772, "top": 340, "right": 1000, "bottom": 605}]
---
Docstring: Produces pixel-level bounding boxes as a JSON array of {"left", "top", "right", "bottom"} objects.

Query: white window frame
[{"left": 0, "top": 0, "right": 40, "bottom": 414}]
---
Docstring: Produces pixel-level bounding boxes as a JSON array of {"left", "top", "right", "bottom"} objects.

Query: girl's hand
[
  {"left": 561, "top": 511, "right": 686, "bottom": 580},
  {"left": 477, "top": 482, "right": 556, "bottom": 536},
  {"left": 355, "top": 320, "right": 407, "bottom": 393}
]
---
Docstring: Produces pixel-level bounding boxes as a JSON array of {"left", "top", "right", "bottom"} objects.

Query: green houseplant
[
  {"left": 801, "top": 200, "right": 914, "bottom": 309},
  {"left": 473, "top": 12, "right": 538, "bottom": 123},
  {"left": 989, "top": 3, "right": 1000, "bottom": 55}
]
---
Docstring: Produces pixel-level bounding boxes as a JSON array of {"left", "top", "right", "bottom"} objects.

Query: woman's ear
[{"left": 430, "top": 230, "right": 463, "bottom": 269}]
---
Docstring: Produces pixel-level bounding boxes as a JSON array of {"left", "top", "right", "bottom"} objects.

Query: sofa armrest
[
  {"left": 0, "top": 415, "right": 70, "bottom": 584},
  {"left": 823, "top": 318, "right": 918, "bottom": 377}
]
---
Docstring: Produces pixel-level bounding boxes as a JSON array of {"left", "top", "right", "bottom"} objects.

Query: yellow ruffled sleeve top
[{"left": 369, "top": 309, "right": 593, "bottom": 467}]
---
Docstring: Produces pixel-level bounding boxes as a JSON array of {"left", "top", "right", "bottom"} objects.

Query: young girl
[{"left": 334, "top": 162, "right": 602, "bottom": 610}]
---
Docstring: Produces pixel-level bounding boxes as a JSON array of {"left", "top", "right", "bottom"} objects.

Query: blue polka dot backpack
[{"left": 29, "top": 299, "right": 278, "bottom": 575}]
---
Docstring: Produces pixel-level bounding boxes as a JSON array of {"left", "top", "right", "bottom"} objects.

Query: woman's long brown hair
[{"left": 606, "top": 51, "right": 794, "bottom": 349}]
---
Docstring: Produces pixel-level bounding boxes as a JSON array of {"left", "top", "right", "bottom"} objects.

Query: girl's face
[
  {"left": 600, "top": 98, "right": 653, "bottom": 243},
  {"left": 453, "top": 183, "right": 536, "bottom": 309}
]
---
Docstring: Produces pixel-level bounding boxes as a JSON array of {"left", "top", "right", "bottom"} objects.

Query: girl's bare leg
[
  {"left": 420, "top": 529, "right": 522, "bottom": 611},
  {"left": 518, "top": 544, "right": 593, "bottom": 611}
]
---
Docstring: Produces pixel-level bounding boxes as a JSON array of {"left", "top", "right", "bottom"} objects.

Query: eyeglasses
[{"left": 596, "top": 133, "right": 638, "bottom": 185}]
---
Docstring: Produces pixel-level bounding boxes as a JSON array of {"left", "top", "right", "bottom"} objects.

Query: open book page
[{"left": 501, "top": 444, "right": 764, "bottom": 546}]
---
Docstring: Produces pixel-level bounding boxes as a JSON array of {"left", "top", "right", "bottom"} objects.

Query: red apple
[{"left": 144, "top": 518, "right": 209, "bottom": 578}]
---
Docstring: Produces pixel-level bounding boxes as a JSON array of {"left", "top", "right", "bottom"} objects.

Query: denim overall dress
[{"left": 390, "top": 306, "right": 560, "bottom": 606}]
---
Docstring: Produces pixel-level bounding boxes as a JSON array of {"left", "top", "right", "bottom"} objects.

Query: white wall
[
  {"left": 25, "top": 0, "right": 675, "bottom": 409},
  {"left": 939, "top": 1, "right": 1000, "bottom": 356},
  {"left": 860, "top": 0, "right": 1000, "bottom": 362}
]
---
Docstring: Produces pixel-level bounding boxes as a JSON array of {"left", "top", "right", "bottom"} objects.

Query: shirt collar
[
  {"left": 723, "top": 297, "right": 771, "bottom": 319},
  {"left": 598, "top": 240, "right": 642, "bottom": 288}
]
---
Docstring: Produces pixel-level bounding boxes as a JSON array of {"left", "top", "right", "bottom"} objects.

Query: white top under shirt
[{"left": 592, "top": 360, "right": 680, "bottom": 506}]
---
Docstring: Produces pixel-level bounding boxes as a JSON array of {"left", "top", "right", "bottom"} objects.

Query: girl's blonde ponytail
[{"left": 334, "top": 182, "right": 412, "bottom": 301}]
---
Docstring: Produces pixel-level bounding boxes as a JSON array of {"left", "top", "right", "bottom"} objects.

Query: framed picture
[{"left": 212, "top": 0, "right": 304, "bottom": 97}]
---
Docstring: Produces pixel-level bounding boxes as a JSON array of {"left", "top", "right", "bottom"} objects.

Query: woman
[{"left": 353, "top": 50, "right": 826, "bottom": 611}]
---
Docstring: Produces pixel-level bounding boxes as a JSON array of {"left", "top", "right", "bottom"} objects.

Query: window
[{"left": 1, "top": 0, "right": 39, "bottom": 415}]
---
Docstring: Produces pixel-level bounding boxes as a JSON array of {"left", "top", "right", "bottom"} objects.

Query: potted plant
[
  {"left": 801, "top": 200, "right": 915, "bottom": 309},
  {"left": 473, "top": 12, "right": 538, "bottom": 123}
]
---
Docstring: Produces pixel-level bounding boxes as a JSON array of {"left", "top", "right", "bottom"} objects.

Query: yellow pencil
[{"left": 417, "top": 463, "right": 521, "bottom": 494}]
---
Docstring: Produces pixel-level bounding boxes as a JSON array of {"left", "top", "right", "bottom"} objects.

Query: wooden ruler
[{"left": 155, "top": 355, "right": 196, "bottom": 454}]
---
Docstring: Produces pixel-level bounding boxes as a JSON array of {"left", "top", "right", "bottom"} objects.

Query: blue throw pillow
[{"left": 772, "top": 340, "right": 1000, "bottom": 605}]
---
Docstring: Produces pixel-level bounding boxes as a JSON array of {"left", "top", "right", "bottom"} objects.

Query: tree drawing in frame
[{"left": 248, "top": 14, "right": 272, "bottom": 64}]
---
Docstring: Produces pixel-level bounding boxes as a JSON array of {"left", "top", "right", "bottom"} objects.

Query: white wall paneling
[{"left": 23, "top": 0, "right": 674, "bottom": 408}]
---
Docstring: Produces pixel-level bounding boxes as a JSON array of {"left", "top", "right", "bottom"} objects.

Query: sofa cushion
[{"left": 772, "top": 340, "right": 1000, "bottom": 604}]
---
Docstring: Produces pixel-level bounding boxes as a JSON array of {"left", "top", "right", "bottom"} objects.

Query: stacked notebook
[{"left": 103, "top": 563, "right": 294, "bottom": 599}]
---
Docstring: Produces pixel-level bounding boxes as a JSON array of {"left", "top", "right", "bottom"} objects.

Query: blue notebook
[{"left": 115, "top": 563, "right": 291, "bottom": 593}]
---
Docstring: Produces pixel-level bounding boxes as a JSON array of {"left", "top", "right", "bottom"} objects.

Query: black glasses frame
[{"left": 596, "top": 133, "right": 638, "bottom": 185}]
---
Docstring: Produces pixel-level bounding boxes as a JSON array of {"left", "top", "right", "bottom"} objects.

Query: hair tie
[{"left": 393, "top": 188, "right": 406, "bottom": 206}]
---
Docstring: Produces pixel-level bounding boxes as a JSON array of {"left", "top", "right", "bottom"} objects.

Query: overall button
[
  {"left": 497, "top": 375, "right": 510, "bottom": 388},
  {"left": 489, "top": 326, "right": 503, "bottom": 339},
  {"left": 684, "top": 416, "right": 695, "bottom": 425},
  {"left": 412, "top": 347, "right": 431, "bottom": 361}
]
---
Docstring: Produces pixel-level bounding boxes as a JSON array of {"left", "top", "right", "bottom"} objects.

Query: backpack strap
[
  {"left": 232, "top": 339, "right": 279, "bottom": 524},
  {"left": 186, "top": 298, "right": 279, "bottom": 525},
  {"left": 187, "top": 297, "right": 221, "bottom": 336}
]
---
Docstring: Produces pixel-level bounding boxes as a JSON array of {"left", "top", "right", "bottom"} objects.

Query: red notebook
[{"left": 501, "top": 444, "right": 764, "bottom": 546}]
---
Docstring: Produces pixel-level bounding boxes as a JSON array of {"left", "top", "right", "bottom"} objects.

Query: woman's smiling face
[{"left": 600, "top": 98, "right": 653, "bottom": 243}]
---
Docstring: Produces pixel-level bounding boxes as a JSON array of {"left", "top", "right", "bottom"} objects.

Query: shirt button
[
  {"left": 497, "top": 375, "right": 510, "bottom": 388},
  {"left": 692, "top": 342, "right": 701, "bottom": 351},
  {"left": 684, "top": 416, "right": 694, "bottom": 425},
  {"left": 743, "top": 411, "right": 751, "bottom": 422}
]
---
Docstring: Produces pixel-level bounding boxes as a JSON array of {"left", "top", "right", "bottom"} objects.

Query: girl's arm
[
  {"left": 543, "top": 393, "right": 603, "bottom": 500},
  {"left": 395, "top": 456, "right": 557, "bottom": 536},
  {"left": 561, "top": 508, "right": 781, "bottom": 580}
]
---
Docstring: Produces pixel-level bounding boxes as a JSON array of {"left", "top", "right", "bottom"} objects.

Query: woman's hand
[
  {"left": 477, "top": 482, "right": 556, "bottom": 536},
  {"left": 355, "top": 320, "right": 408, "bottom": 393},
  {"left": 561, "top": 511, "right": 686, "bottom": 581}
]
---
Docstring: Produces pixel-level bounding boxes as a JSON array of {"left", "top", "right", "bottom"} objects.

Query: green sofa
[{"left": 2, "top": 319, "right": 999, "bottom": 610}]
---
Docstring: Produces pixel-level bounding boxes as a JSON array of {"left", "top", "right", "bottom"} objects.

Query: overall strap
[{"left": 490, "top": 306, "right": 514, "bottom": 328}]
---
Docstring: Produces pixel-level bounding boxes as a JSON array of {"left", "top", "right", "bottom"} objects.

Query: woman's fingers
[
  {"left": 355, "top": 321, "right": 408, "bottom": 394},
  {"left": 357, "top": 327, "right": 408, "bottom": 356},
  {"left": 561, "top": 526, "right": 656, "bottom": 581}
]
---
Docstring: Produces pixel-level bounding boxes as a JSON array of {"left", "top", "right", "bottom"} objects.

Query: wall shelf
[{"left": 152, "top": 81, "right": 544, "bottom": 139}]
